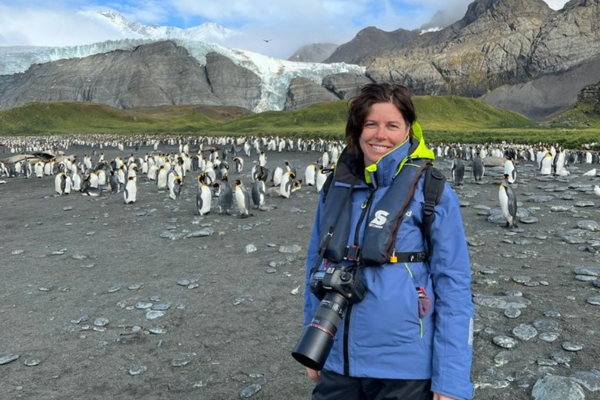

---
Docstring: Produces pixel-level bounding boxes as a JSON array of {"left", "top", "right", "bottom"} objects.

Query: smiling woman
[{"left": 297, "top": 83, "right": 474, "bottom": 400}]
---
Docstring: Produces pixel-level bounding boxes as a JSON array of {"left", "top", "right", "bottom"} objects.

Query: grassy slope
[{"left": 0, "top": 98, "right": 598, "bottom": 146}]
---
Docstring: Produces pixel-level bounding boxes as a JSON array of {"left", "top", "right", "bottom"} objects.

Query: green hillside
[{"left": 0, "top": 98, "right": 598, "bottom": 146}]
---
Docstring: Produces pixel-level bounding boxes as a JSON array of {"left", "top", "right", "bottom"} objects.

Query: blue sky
[{"left": 0, "top": 0, "right": 570, "bottom": 59}]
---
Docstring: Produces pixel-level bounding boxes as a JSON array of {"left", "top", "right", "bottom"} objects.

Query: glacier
[{"left": 0, "top": 39, "right": 365, "bottom": 113}]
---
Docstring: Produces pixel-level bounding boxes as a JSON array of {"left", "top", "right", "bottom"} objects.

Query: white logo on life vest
[
  {"left": 369, "top": 210, "right": 389, "bottom": 228},
  {"left": 405, "top": 210, "right": 412, "bottom": 217}
]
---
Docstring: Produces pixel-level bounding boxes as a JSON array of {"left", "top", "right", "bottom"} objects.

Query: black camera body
[
  {"left": 310, "top": 265, "right": 367, "bottom": 303},
  {"left": 292, "top": 265, "right": 367, "bottom": 371}
]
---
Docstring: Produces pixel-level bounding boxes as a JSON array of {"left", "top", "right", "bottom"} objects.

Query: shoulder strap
[{"left": 422, "top": 165, "right": 446, "bottom": 257}]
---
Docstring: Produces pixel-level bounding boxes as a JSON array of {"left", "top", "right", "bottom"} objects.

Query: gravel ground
[{"left": 0, "top": 142, "right": 599, "bottom": 400}]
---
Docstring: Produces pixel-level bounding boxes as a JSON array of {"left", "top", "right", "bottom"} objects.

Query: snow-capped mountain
[
  {"left": 83, "top": 10, "right": 237, "bottom": 43},
  {"left": 0, "top": 39, "right": 365, "bottom": 112}
]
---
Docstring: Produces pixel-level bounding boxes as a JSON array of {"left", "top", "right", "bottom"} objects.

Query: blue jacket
[{"left": 303, "top": 128, "right": 474, "bottom": 400}]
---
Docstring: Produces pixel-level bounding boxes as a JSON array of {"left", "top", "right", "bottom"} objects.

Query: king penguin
[
  {"left": 272, "top": 166, "right": 283, "bottom": 187},
  {"left": 156, "top": 166, "right": 168, "bottom": 191},
  {"left": 539, "top": 152, "right": 553, "bottom": 175},
  {"left": 234, "top": 179, "right": 251, "bottom": 218},
  {"left": 304, "top": 163, "right": 316, "bottom": 186},
  {"left": 109, "top": 170, "right": 120, "bottom": 194},
  {"left": 279, "top": 171, "right": 295, "bottom": 198},
  {"left": 233, "top": 157, "right": 244, "bottom": 174},
  {"left": 168, "top": 173, "right": 182, "bottom": 200},
  {"left": 316, "top": 165, "right": 328, "bottom": 193},
  {"left": 472, "top": 153, "right": 485, "bottom": 182},
  {"left": 451, "top": 155, "right": 465, "bottom": 186},
  {"left": 216, "top": 175, "right": 233, "bottom": 214},
  {"left": 124, "top": 176, "right": 137, "bottom": 204},
  {"left": 504, "top": 156, "right": 517, "bottom": 184},
  {"left": 55, "top": 172, "right": 66, "bottom": 195},
  {"left": 196, "top": 174, "right": 212, "bottom": 216},
  {"left": 251, "top": 179, "right": 266, "bottom": 210},
  {"left": 499, "top": 175, "right": 518, "bottom": 228}
]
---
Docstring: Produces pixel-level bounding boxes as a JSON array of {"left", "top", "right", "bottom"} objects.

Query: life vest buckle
[{"left": 343, "top": 245, "right": 361, "bottom": 262}]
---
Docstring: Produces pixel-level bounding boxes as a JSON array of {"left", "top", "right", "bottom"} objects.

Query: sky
[{"left": 0, "top": 0, "right": 572, "bottom": 60}]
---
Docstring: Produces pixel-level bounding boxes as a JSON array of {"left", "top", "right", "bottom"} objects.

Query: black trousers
[{"left": 312, "top": 370, "right": 433, "bottom": 400}]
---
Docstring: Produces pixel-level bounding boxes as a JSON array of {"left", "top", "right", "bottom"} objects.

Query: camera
[{"left": 291, "top": 265, "right": 367, "bottom": 371}]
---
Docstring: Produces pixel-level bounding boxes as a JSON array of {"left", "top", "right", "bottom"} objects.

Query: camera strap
[{"left": 310, "top": 182, "right": 355, "bottom": 275}]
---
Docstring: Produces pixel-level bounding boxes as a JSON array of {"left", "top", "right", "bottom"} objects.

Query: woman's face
[{"left": 359, "top": 102, "right": 410, "bottom": 166}]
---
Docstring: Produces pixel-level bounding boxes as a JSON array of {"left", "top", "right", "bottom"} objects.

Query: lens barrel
[{"left": 291, "top": 292, "right": 348, "bottom": 370}]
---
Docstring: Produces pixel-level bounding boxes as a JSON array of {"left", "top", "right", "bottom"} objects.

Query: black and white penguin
[
  {"left": 124, "top": 176, "right": 137, "bottom": 204},
  {"left": 304, "top": 163, "right": 316, "bottom": 186},
  {"left": 55, "top": 172, "right": 66, "bottom": 195},
  {"left": 80, "top": 177, "right": 102, "bottom": 197},
  {"left": 499, "top": 175, "right": 517, "bottom": 229},
  {"left": 196, "top": 174, "right": 212, "bottom": 216},
  {"left": 251, "top": 179, "right": 266, "bottom": 210},
  {"left": 109, "top": 170, "right": 121, "bottom": 194},
  {"left": 272, "top": 166, "right": 283, "bottom": 187},
  {"left": 503, "top": 156, "right": 516, "bottom": 184},
  {"left": 216, "top": 176, "right": 233, "bottom": 214},
  {"left": 451, "top": 156, "right": 465, "bottom": 186},
  {"left": 539, "top": 152, "right": 552, "bottom": 175},
  {"left": 233, "top": 157, "right": 244, "bottom": 174},
  {"left": 316, "top": 165, "right": 328, "bottom": 193},
  {"left": 472, "top": 154, "right": 485, "bottom": 181},
  {"left": 156, "top": 166, "right": 168, "bottom": 191},
  {"left": 168, "top": 173, "right": 182, "bottom": 200},
  {"left": 279, "top": 171, "right": 295, "bottom": 198},
  {"left": 234, "top": 179, "right": 251, "bottom": 218}
]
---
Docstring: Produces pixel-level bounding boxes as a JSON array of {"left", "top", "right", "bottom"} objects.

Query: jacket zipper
[{"left": 344, "top": 189, "right": 374, "bottom": 376}]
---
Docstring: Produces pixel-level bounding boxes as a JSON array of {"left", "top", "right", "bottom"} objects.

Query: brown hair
[{"left": 345, "top": 83, "right": 416, "bottom": 157}]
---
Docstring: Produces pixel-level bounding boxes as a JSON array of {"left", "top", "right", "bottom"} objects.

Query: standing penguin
[
  {"left": 233, "top": 157, "right": 244, "bottom": 174},
  {"left": 451, "top": 156, "right": 465, "bottom": 187},
  {"left": 108, "top": 170, "right": 121, "bottom": 194},
  {"left": 499, "top": 175, "right": 518, "bottom": 228},
  {"left": 271, "top": 166, "right": 283, "bottom": 187},
  {"left": 124, "top": 176, "right": 137, "bottom": 204},
  {"left": 504, "top": 156, "right": 517, "bottom": 184},
  {"left": 251, "top": 179, "right": 266, "bottom": 210},
  {"left": 472, "top": 153, "right": 485, "bottom": 182},
  {"left": 196, "top": 174, "right": 212, "bottom": 216},
  {"left": 539, "top": 152, "right": 553, "bottom": 175},
  {"left": 316, "top": 165, "right": 328, "bottom": 193},
  {"left": 279, "top": 171, "right": 295, "bottom": 198},
  {"left": 168, "top": 173, "right": 182, "bottom": 200},
  {"left": 234, "top": 179, "right": 251, "bottom": 218},
  {"left": 55, "top": 172, "right": 66, "bottom": 195},
  {"left": 156, "top": 166, "right": 168, "bottom": 191},
  {"left": 304, "top": 163, "right": 316, "bottom": 186},
  {"left": 216, "top": 176, "right": 233, "bottom": 214}
]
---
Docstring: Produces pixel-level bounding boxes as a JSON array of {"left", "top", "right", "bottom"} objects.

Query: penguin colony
[
  {"left": 0, "top": 136, "right": 347, "bottom": 219},
  {"left": 1, "top": 138, "right": 599, "bottom": 229}
]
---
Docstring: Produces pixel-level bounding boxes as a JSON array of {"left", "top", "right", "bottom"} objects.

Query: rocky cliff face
[
  {"left": 325, "top": 27, "right": 419, "bottom": 65},
  {"left": 578, "top": 80, "right": 600, "bottom": 113},
  {"left": 0, "top": 41, "right": 220, "bottom": 109},
  {"left": 284, "top": 78, "right": 339, "bottom": 110},
  {"left": 366, "top": 0, "right": 556, "bottom": 96},
  {"left": 482, "top": 57, "right": 600, "bottom": 119},
  {"left": 204, "top": 52, "right": 262, "bottom": 111}
]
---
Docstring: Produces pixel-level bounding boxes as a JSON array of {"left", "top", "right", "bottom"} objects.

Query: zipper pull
[{"left": 361, "top": 190, "right": 373, "bottom": 209}]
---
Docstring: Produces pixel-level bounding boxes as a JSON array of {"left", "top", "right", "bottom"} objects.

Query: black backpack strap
[{"left": 422, "top": 165, "right": 446, "bottom": 257}]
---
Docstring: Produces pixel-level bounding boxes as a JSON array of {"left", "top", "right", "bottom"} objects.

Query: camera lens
[{"left": 291, "top": 292, "right": 348, "bottom": 371}]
